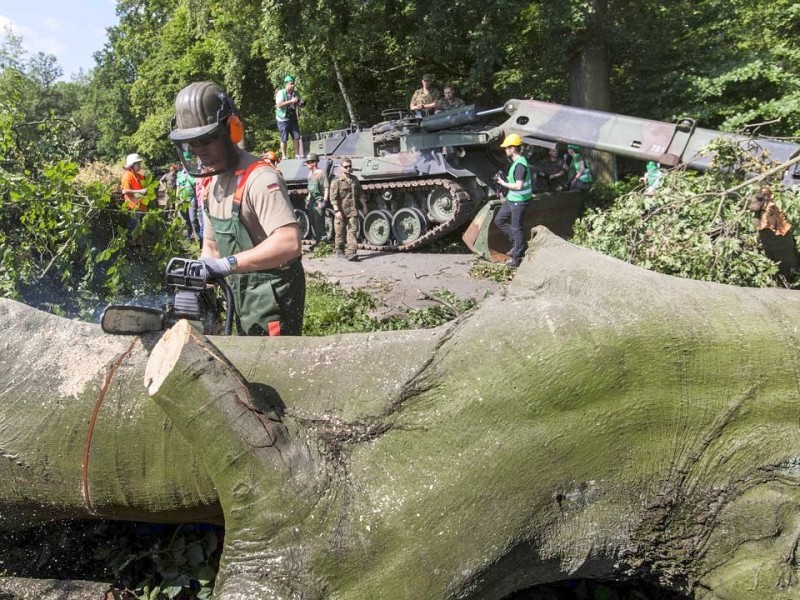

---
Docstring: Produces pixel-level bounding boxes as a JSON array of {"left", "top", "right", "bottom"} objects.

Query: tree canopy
[{"left": 5, "top": 0, "right": 794, "bottom": 168}]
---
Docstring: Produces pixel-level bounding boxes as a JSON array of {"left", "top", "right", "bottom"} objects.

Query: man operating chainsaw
[{"left": 170, "top": 81, "right": 305, "bottom": 336}]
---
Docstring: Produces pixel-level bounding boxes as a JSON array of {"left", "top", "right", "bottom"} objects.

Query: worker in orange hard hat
[{"left": 261, "top": 150, "right": 282, "bottom": 172}]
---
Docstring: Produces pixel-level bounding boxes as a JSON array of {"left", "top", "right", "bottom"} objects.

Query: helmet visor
[
  {"left": 174, "top": 144, "right": 204, "bottom": 177},
  {"left": 173, "top": 136, "right": 233, "bottom": 178},
  {"left": 169, "top": 119, "right": 222, "bottom": 145}
]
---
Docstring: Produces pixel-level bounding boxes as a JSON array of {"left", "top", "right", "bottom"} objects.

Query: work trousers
[
  {"left": 334, "top": 211, "right": 359, "bottom": 254},
  {"left": 494, "top": 200, "right": 530, "bottom": 261}
]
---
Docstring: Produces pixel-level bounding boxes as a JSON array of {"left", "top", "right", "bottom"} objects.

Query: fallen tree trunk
[
  {"left": 0, "top": 306, "right": 221, "bottom": 526},
  {"left": 2, "top": 227, "right": 800, "bottom": 599}
]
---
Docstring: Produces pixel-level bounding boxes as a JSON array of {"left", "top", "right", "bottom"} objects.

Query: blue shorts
[{"left": 278, "top": 119, "right": 300, "bottom": 143}]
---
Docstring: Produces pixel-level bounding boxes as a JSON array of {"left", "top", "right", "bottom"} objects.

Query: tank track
[{"left": 290, "top": 178, "right": 473, "bottom": 252}]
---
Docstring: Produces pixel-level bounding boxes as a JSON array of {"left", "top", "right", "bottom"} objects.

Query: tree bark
[
  {"left": 333, "top": 55, "right": 358, "bottom": 128},
  {"left": 0, "top": 308, "right": 221, "bottom": 528},
  {"left": 568, "top": 0, "right": 616, "bottom": 183},
  {"left": 3, "top": 227, "right": 800, "bottom": 599}
]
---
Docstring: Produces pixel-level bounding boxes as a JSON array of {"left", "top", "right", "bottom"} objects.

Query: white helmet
[{"left": 125, "top": 153, "right": 144, "bottom": 168}]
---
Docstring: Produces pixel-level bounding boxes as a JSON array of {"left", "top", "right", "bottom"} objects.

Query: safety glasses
[{"left": 186, "top": 130, "right": 221, "bottom": 149}]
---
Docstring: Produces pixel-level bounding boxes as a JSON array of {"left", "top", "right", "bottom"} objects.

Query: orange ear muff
[{"left": 228, "top": 115, "right": 244, "bottom": 144}]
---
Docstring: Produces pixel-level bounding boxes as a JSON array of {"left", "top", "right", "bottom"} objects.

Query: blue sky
[{"left": 0, "top": 0, "right": 118, "bottom": 80}]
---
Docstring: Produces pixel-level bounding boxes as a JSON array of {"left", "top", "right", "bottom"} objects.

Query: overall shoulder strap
[{"left": 233, "top": 161, "right": 272, "bottom": 214}]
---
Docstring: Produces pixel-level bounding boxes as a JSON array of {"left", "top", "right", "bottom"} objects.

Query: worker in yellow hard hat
[{"left": 493, "top": 133, "right": 533, "bottom": 268}]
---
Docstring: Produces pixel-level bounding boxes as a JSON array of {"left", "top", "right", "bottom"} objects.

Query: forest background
[{"left": 1, "top": 0, "right": 799, "bottom": 317}]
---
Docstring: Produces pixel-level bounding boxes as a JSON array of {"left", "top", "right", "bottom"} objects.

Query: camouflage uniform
[
  {"left": 330, "top": 173, "right": 363, "bottom": 255},
  {"left": 410, "top": 86, "right": 441, "bottom": 114},
  {"left": 435, "top": 96, "right": 465, "bottom": 112}
]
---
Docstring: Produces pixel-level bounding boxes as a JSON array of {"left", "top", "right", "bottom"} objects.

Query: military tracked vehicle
[
  {"left": 277, "top": 105, "right": 507, "bottom": 251},
  {"left": 276, "top": 99, "right": 800, "bottom": 256}
]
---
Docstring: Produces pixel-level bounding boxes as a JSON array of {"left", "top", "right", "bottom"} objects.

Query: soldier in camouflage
[
  {"left": 330, "top": 158, "right": 367, "bottom": 261},
  {"left": 435, "top": 84, "right": 465, "bottom": 113},
  {"left": 409, "top": 74, "right": 441, "bottom": 116}
]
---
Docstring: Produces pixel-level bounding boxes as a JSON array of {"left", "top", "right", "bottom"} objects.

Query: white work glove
[{"left": 199, "top": 256, "right": 234, "bottom": 279}]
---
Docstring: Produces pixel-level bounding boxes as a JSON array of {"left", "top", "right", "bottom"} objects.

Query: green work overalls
[{"left": 207, "top": 166, "right": 306, "bottom": 336}]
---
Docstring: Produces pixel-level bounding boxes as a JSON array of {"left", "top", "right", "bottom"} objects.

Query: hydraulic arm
[{"left": 490, "top": 98, "right": 800, "bottom": 187}]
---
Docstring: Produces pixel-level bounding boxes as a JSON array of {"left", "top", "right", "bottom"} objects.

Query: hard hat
[
  {"left": 305, "top": 152, "right": 319, "bottom": 163},
  {"left": 263, "top": 150, "right": 280, "bottom": 163},
  {"left": 284, "top": 75, "right": 295, "bottom": 84},
  {"left": 125, "top": 153, "right": 144, "bottom": 167},
  {"left": 500, "top": 133, "right": 523, "bottom": 148},
  {"left": 169, "top": 81, "right": 237, "bottom": 144},
  {"left": 567, "top": 144, "right": 581, "bottom": 151}
]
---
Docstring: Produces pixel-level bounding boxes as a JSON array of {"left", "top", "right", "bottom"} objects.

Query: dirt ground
[{"left": 302, "top": 248, "right": 507, "bottom": 318}]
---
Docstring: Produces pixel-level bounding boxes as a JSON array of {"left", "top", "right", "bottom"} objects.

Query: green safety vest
[
  {"left": 275, "top": 89, "right": 298, "bottom": 121},
  {"left": 506, "top": 155, "right": 533, "bottom": 202},
  {"left": 572, "top": 153, "right": 593, "bottom": 183},
  {"left": 176, "top": 170, "right": 196, "bottom": 202}
]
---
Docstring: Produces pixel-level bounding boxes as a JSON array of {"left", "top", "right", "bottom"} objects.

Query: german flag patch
[{"left": 267, "top": 182, "right": 280, "bottom": 191}]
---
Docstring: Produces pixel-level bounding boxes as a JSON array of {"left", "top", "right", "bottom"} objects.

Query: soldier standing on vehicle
[
  {"left": 305, "top": 152, "right": 329, "bottom": 246},
  {"left": 435, "top": 84, "right": 465, "bottom": 113},
  {"left": 493, "top": 133, "right": 533, "bottom": 269},
  {"left": 409, "top": 74, "right": 441, "bottom": 116},
  {"left": 330, "top": 159, "right": 366, "bottom": 261},
  {"left": 275, "top": 75, "right": 304, "bottom": 159},
  {"left": 170, "top": 81, "right": 305, "bottom": 336}
]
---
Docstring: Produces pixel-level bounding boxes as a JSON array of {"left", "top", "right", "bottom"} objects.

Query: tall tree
[{"left": 80, "top": 0, "right": 800, "bottom": 167}]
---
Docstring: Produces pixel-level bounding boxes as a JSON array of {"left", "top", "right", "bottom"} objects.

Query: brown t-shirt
[{"left": 203, "top": 150, "right": 297, "bottom": 245}]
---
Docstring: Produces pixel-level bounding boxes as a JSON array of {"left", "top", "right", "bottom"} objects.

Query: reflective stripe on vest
[{"left": 507, "top": 156, "right": 533, "bottom": 202}]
